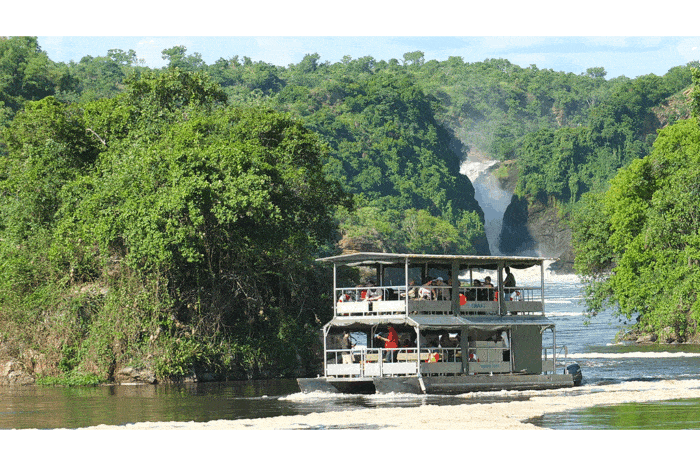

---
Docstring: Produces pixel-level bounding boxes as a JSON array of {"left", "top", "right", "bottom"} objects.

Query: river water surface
[{"left": 2, "top": 273, "right": 700, "bottom": 430}]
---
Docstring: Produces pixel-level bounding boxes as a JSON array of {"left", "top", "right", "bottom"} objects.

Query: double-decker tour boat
[{"left": 297, "top": 252, "right": 582, "bottom": 394}]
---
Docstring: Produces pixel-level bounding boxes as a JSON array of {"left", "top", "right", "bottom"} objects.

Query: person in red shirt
[{"left": 376, "top": 325, "right": 399, "bottom": 362}]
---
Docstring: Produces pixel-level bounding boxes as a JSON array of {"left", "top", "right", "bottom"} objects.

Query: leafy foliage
[
  {"left": 572, "top": 115, "right": 700, "bottom": 341},
  {"left": 0, "top": 71, "right": 347, "bottom": 380},
  {"left": 4, "top": 37, "right": 700, "bottom": 379}
]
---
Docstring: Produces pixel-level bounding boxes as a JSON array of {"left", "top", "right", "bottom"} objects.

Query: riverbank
[{"left": 83, "top": 378, "right": 700, "bottom": 430}]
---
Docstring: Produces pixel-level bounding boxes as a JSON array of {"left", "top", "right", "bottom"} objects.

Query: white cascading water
[{"left": 460, "top": 158, "right": 513, "bottom": 255}]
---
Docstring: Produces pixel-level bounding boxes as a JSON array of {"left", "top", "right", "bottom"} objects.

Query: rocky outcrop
[
  {"left": 493, "top": 159, "right": 575, "bottom": 273},
  {"left": 498, "top": 195, "right": 575, "bottom": 273},
  {"left": 0, "top": 360, "right": 36, "bottom": 385},
  {"left": 338, "top": 234, "right": 385, "bottom": 254},
  {"left": 114, "top": 366, "right": 157, "bottom": 384}
]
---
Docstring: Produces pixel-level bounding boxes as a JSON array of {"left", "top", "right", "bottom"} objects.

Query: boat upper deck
[{"left": 318, "top": 252, "right": 554, "bottom": 319}]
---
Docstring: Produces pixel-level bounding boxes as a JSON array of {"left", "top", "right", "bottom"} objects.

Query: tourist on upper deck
[
  {"left": 376, "top": 325, "right": 399, "bottom": 362},
  {"left": 503, "top": 267, "right": 516, "bottom": 299},
  {"left": 484, "top": 276, "right": 495, "bottom": 301},
  {"left": 503, "top": 267, "right": 516, "bottom": 289},
  {"left": 474, "top": 279, "right": 489, "bottom": 301},
  {"left": 338, "top": 289, "right": 354, "bottom": 302},
  {"left": 363, "top": 280, "right": 383, "bottom": 301},
  {"left": 418, "top": 279, "right": 437, "bottom": 300},
  {"left": 429, "top": 277, "right": 447, "bottom": 300},
  {"left": 464, "top": 280, "right": 478, "bottom": 301},
  {"left": 400, "top": 279, "right": 418, "bottom": 299}
]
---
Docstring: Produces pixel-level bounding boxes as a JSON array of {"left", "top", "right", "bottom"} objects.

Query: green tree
[
  {"left": 162, "top": 45, "right": 205, "bottom": 71},
  {"left": 0, "top": 36, "right": 55, "bottom": 119},
  {"left": 572, "top": 116, "right": 700, "bottom": 341},
  {"left": 585, "top": 67, "right": 607, "bottom": 79},
  {"left": 403, "top": 51, "right": 425, "bottom": 67},
  {"left": 0, "top": 70, "right": 350, "bottom": 382}
]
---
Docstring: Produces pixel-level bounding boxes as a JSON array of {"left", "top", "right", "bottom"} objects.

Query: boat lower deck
[{"left": 298, "top": 371, "right": 579, "bottom": 395}]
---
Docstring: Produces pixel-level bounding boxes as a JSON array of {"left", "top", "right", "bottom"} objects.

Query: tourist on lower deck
[
  {"left": 341, "top": 331, "right": 355, "bottom": 351},
  {"left": 376, "top": 325, "right": 399, "bottom": 362}
]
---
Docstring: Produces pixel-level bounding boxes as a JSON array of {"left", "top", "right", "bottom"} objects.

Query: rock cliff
[{"left": 495, "top": 161, "right": 575, "bottom": 273}]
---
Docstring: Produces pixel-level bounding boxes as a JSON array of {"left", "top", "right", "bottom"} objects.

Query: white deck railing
[
  {"left": 334, "top": 285, "right": 544, "bottom": 317},
  {"left": 324, "top": 344, "right": 530, "bottom": 378},
  {"left": 325, "top": 346, "right": 462, "bottom": 377}
]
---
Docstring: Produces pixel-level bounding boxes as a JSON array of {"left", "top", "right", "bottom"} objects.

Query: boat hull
[
  {"left": 298, "top": 372, "right": 578, "bottom": 395},
  {"left": 297, "top": 377, "right": 376, "bottom": 394},
  {"left": 416, "top": 374, "right": 576, "bottom": 394}
]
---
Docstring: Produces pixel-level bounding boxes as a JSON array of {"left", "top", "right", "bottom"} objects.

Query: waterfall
[{"left": 460, "top": 158, "right": 513, "bottom": 255}]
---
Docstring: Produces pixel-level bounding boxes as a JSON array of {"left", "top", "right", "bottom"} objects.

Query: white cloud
[{"left": 677, "top": 38, "right": 700, "bottom": 63}]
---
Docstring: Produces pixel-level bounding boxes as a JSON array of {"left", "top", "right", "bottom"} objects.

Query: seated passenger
[
  {"left": 464, "top": 281, "right": 478, "bottom": 301},
  {"left": 363, "top": 280, "right": 383, "bottom": 301},
  {"left": 418, "top": 279, "right": 437, "bottom": 300},
  {"left": 400, "top": 279, "right": 418, "bottom": 299},
  {"left": 433, "top": 277, "right": 448, "bottom": 300},
  {"left": 474, "top": 279, "right": 488, "bottom": 301},
  {"left": 439, "top": 331, "right": 457, "bottom": 348}
]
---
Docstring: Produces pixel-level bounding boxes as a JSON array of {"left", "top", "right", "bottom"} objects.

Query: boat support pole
[
  {"left": 415, "top": 327, "right": 426, "bottom": 394},
  {"left": 553, "top": 326, "right": 557, "bottom": 374},
  {"left": 323, "top": 323, "right": 330, "bottom": 377},
  {"left": 333, "top": 263, "right": 337, "bottom": 316},
  {"left": 418, "top": 374, "right": 427, "bottom": 394}
]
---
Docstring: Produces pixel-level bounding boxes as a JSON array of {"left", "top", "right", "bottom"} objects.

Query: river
[{"left": 2, "top": 272, "right": 700, "bottom": 430}]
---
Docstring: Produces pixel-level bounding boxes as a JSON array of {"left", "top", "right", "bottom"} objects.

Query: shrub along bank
[{"left": 0, "top": 71, "right": 348, "bottom": 385}]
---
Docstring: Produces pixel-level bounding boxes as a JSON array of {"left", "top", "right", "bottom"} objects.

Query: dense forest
[
  {"left": 571, "top": 70, "right": 700, "bottom": 344},
  {"left": 1, "top": 36, "right": 699, "bottom": 384}
]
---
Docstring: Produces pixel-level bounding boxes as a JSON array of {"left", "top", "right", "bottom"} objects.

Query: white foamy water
[
  {"left": 462, "top": 261, "right": 582, "bottom": 287},
  {"left": 460, "top": 158, "right": 512, "bottom": 255},
  {"left": 569, "top": 352, "right": 700, "bottom": 359},
  {"left": 176, "top": 378, "right": 700, "bottom": 432}
]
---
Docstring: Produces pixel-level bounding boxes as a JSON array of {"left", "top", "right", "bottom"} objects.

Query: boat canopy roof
[
  {"left": 316, "top": 252, "right": 555, "bottom": 270},
  {"left": 325, "top": 314, "right": 554, "bottom": 331}
]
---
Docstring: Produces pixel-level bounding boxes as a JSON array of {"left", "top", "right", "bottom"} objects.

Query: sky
[
  {"left": 7, "top": 2, "right": 700, "bottom": 79},
  {"left": 33, "top": 36, "right": 700, "bottom": 79}
]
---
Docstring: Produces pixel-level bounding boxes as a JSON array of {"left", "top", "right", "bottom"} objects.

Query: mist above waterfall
[{"left": 460, "top": 158, "right": 512, "bottom": 255}]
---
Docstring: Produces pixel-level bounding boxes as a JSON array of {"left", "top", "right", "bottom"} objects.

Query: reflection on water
[
  {"left": 0, "top": 379, "right": 530, "bottom": 430},
  {"left": 530, "top": 398, "right": 700, "bottom": 430},
  {"left": 0, "top": 379, "right": 300, "bottom": 430}
]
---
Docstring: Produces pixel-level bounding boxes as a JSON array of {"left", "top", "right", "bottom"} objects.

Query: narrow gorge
[{"left": 460, "top": 157, "right": 575, "bottom": 272}]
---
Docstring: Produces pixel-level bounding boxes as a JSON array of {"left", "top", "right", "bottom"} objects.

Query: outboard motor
[{"left": 566, "top": 363, "right": 583, "bottom": 386}]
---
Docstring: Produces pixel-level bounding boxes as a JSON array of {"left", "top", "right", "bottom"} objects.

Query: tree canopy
[
  {"left": 3, "top": 37, "right": 700, "bottom": 381},
  {"left": 0, "top": 70, "right": 349, "bottom": 381},
  {"left": 571, "top": 70, "right": 700, "bottom": 342}
]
